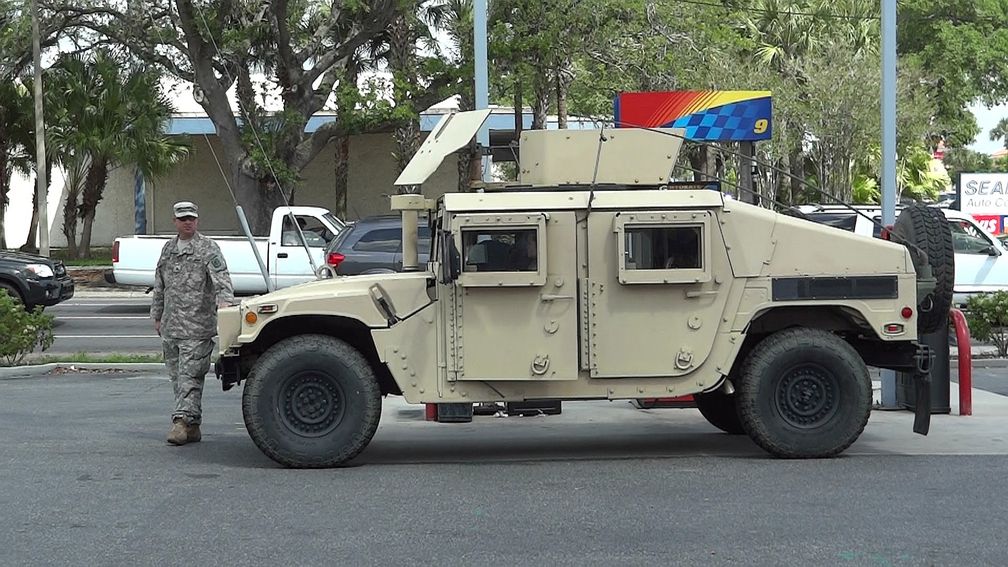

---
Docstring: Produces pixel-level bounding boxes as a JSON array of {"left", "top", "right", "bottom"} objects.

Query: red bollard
[{"left": 950, "top": 309, "right": 972, "bottom": 416}]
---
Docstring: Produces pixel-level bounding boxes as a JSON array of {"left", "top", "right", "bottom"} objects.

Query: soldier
[{"left": 151, "top": 201, "right": 235, "bottom": 446}]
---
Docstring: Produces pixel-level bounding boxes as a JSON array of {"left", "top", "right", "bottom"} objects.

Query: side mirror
[{"left": 987, "top": 245, "right": 1001, "bottom": 257}]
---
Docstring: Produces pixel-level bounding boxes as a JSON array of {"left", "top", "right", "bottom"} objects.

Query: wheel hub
[
  {"left": 775, "top": 365, "right": 838, "bottom": 428},
  {"left": 280, "top": 371, "right": 345, "bottom": 437}
]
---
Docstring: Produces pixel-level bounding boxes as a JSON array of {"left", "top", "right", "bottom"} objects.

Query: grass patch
[
  {"left": 26, "top": 352, "right": 163, "bottom": 365},
  {"left": 50, "top": 247, "right": 113, "bottom": 266}
]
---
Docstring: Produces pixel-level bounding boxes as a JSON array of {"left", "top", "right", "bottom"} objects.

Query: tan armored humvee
[{"left": 216, "top": 110, "right": 951, "bottom": 468}]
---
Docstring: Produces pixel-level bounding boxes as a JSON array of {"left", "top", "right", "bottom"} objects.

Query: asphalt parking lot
[{"left": 5, "top": 368, "right": 1008, "bottom": 565}]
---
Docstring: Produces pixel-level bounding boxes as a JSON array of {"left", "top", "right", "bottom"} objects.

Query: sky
[{"left": 968, "top": 101, "right": 1008, "bottom": 154}]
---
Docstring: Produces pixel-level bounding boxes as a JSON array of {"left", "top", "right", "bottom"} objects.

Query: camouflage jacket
[{"left": 150, "top": 233, "right": 235, "bottom": 339}]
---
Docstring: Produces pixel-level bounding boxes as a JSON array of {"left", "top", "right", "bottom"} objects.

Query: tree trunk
[
  {"left": 78, "top": 157, "right": 110, "bottom": 258},
  {"left": 20, "top": 178, "right": 39, "bottom": 253},
  {"left": 555, "top": 60, "right": 571, "bottom": 130},
  {"left": 334, "top": 135, "right": 350, "bottom": 219},
  {"left": 61, "top": 170, "right": 81, "bottom": 260},
  {"left": 0, "top": 151, "right": 8, "bottom": 249},
  {"left": 531, "top": 63, "right": 550, "bottom": 130},
  {"left": 231, "top": 163, "right": 280, "bottom": 236},
  {"left": 788, "top": 150, "right": 804, "bottom": 204},
  {"left": 456, "top": 74, "right": 476, "bottom": 193},
  {"left": 394, "top": 118, "right": 421, "bottom": 194}
]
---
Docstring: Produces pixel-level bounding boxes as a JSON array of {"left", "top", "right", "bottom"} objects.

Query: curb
[
  {"left": 72, "top": 288, "right": 151, "bottom": 298},
  {"left": 0, "top": 362, "right": 204, "bottom": 379}
]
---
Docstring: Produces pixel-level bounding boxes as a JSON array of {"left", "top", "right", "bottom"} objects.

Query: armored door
[
  {"left": 449, "top": 212, "right": 579, "bottom": 381},
  {"left": 586, "top": 209, "right": 734, "bottom": 378}
]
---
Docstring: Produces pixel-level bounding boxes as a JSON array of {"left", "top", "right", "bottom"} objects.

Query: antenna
[{"left": 586, "top": 126, "right": 608, "bottom": 214}]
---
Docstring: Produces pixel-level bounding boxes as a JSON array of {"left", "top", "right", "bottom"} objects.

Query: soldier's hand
[{"left": 154, "top": 320, "right": 161, "bottom": 336}]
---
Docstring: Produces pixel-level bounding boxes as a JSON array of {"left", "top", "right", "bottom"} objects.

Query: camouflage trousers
[{"left": 162, "top": 337, "right": 214, "bottom": 425}]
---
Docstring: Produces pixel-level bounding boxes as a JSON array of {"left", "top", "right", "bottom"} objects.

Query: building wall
[{"left": 34, "top": 132, "right": 460, "bottom": 247}]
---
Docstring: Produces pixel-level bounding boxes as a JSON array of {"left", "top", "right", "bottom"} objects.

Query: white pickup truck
[{"left": 107, "top": 206, "right": 345, "bottom": 294}]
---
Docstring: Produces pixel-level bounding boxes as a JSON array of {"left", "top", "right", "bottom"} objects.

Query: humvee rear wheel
[
  {"left": 891, "top": 205, "right": 954, "bottom": 334},
  {"left": 694, "top": 390, "right": 744, "bottom": 434},
  {"left": 242, "top": 335, "right": 382, "bottom": 468},
  {"left": 737, "top": 328, "right": 871, "bottom": 458}
]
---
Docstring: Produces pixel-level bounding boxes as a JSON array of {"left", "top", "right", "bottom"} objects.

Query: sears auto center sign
[{"left": 959, "top": 173, "right": 1008, "bottom": 234}]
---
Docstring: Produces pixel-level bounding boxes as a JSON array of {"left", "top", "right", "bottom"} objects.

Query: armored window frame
[
  {"left": 615, "top": 211, "right": 712, "bottom": 285},
  {"left": 451, "top": 213, "right": 548, "bottom": 287}
]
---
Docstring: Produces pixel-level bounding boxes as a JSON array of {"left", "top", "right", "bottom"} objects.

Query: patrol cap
[{"left": 173, "top": 201, "right": 199, "bottom": 218}]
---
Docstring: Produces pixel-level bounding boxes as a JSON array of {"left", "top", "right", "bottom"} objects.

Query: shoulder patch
[{"left": 210, "top": 255, "right": 226, "bottom": 271}]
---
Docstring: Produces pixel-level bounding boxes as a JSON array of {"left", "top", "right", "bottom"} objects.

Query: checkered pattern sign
[{"left": 614, "top": 91, "right": 773, "bottom": 142}]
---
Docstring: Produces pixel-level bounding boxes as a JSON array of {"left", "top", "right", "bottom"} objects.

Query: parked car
[
  {"left": 108, "top": 206, "right": 345, "bottom": 294},
  {"left": 324, "top": 214, "right": 432, "bottom": 275},
  {"left": 803, "top": 205, "right": 1008, "bottom": 307},
  {"left": 0, "top": 250, "right": 75, "bottom": 310}
]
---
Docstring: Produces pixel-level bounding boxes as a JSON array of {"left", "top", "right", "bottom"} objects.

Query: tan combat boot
[
  {"left": 167, "top": 418, "right": 188, "bottom": 445},
  {"left": 185, "top": 423, "right": 201, "bottom": 443}
]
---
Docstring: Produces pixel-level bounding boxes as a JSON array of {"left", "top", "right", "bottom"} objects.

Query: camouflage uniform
[{"left": 151, "top": 232, "right": 234, "bottom": 426}]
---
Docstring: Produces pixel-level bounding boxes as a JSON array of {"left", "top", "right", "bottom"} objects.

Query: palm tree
[
  {"left": 45, "top": 50, "right": 188, "bottom": 258},
  {"left": 990, "top": 117, "right": 1008, "bottom": 149}
]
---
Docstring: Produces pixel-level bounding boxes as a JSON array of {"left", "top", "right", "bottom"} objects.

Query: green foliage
[
  {"left": 851, "top": 175, "right": 879, "bottom": 204},
  {"left": 990, "top": 117, "right": 1008, "bottom": 150},
  {"left": 943, "top": 147, "right": 993, "bottom": 182},
  {"left": 898, "top": 0, "right": 1008, "bottom": 146},
  {"left": 0, "top": 290, "right": 54, "bottom": 366},
  {"left": 44, "top": 49, "right": 187, "bottom": 257},
  {"left": 965, "top": 291, "right": 1008, "bottom": 357}
]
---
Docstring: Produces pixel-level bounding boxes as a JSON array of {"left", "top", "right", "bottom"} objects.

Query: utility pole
[
  {"left": 31, "top": 0, "right": 49, "bottom": 256},
  {"left": 474, "top": 0, "right": 491, "bottom": 182},
  {"left": 880, "top": 0, "right": 897, "bottom": 407}
]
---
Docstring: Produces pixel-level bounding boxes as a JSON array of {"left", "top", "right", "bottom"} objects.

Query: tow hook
[{"left": 912, "top": 344, "right": 934, "bottom": 436}]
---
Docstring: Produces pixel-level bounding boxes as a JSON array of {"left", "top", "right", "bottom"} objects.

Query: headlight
[{"left": 24, "top": 264, "right": 54, "bottom": 278}]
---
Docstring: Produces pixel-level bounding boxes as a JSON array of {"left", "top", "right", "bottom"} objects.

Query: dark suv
[
  {"left": 0, "top": 250, "right": 75, "bottom": 310},
  {"left": 324, "top": 215, "right": 431, "bottom": 275}
]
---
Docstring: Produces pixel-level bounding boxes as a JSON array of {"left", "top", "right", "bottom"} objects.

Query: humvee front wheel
[
  {"left": 737, "top": 329, "right": 871, "bottom": 458},
  {"left": 694, "top": 390, "right": 744, "bottom": 434},
  {"left": 242, "top": 335, "right": 382, "bottom": 468}
]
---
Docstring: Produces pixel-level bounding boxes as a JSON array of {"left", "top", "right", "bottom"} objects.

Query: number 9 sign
[{"left": 753, "top": 119, "right": 769, "bottom": 134}]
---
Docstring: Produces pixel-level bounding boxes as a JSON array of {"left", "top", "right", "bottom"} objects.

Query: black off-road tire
[
  {"left": 0, "top": 282, "right": 25, "bottom": 309},
  {"left": 242, "top": 334, "right": 382, "bottom": 468},
  {"left": 737, "top": 328, "right": 871, "bottom": 458},
  {"left": 694, "top": 389, "right": 744, "bottom": 434},
  {"left": 891, "top": 205, "right": 954, "bottom": 334}
]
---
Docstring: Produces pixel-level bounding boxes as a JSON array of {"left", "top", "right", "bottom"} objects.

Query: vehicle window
[
  {"left": 281, "top": 215, "right": 330, "bottom": 247},
  {"left": 323, "top": 212, "right": 346, "bottom": 232},
  {"left": 353, "top": 228, "right": 401, "bottom": 253},
  {"left": 419, "top": 226, "right": 432, "bottom": 255},
  {"left": 624, "top": 226, "right": 701, "bottom": 270},
  {"left": 462, "top": 229, "right": 538, "bottom": 272},
  {"left": 951, "top": 220, "right": 994, "bottom": 254}
]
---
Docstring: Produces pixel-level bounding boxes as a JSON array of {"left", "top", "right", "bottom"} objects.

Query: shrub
[
  {"left": 0, "top": 289, "right": 55, "bottom": 366},
  {"left": 964, "top": 291, "right": 1008, "bottom": 357}
]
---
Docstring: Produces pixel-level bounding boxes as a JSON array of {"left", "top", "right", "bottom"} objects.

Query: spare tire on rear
[{"left": 890, "top": 205, "right": 954, "bottom": 334}]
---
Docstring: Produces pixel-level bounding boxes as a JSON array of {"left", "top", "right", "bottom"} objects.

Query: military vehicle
[{"left": 215, "top": 110, "right": 951, "bottom": 468}]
